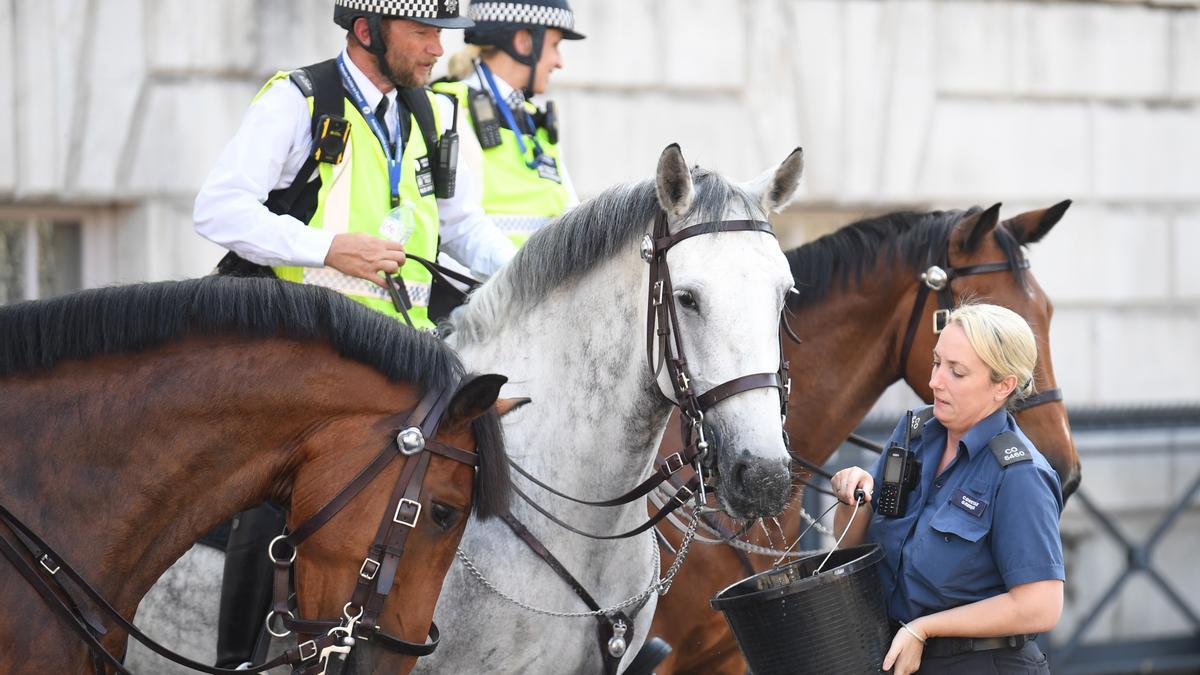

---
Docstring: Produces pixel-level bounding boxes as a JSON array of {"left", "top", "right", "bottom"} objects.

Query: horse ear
[
  {"left": 444, "top": 374, "right": 508, "bottom": 428},
  {"left": 954, "top": 202, "right": 1002, "bottom": 252},
  {"left": 749, "top": 147, "right": 804, "bottom": 213},
  {"left": 495, "top": 397, "right": 531, "bottom": 418},
  {"left": 656, "top": 143, "right": 694, "bottom": 217},
  {"left": 1006, "top": 199, "right": 1071, "bottom": 244}
]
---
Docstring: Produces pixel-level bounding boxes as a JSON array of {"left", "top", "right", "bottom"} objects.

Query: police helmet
[
  {"left": 465, "top": 0, "right": 585, "bottom": 62},
  {"left": 334, "top": 0, "right": 474, "bottom": 30}
]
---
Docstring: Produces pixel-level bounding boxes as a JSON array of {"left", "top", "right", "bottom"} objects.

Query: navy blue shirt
[{"left": 865, "top": 406, "right": 1065, "bottom": 623}]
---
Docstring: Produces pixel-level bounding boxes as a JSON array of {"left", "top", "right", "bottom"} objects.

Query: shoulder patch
[
  {"left": 989, "top": 431, "right": 1033, "bottom": 467},
  {"left": 289, "top": 68, "right": 316, "bottom": 98},
  {"left": 907, "top": 405, "right": 934, "bottom": 442}
]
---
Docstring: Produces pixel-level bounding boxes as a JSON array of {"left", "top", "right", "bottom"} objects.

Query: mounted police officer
[
  {"left": 433, "top": 0, "right": 585, "bottom": 247},
  {"left": 194, "top": 0, "right": 516, "bottom": 330},
  {"left": 193, "top": 1, "right": 516, "bottom": 667}
]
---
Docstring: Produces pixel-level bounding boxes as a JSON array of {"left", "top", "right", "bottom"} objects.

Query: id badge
[
  {"left": 536, "top": 155, "right": 562, "bottom": 183},
  {"left": 415, "top": 156, "right": 436, "bottom": 197},
  {"left": 380, "top": 198, "right": 417, "bottom": 244}
]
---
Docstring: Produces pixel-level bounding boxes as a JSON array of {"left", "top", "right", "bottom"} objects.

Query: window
[{"left": 0, "top": 219, "right": 83, "bottom": 304}]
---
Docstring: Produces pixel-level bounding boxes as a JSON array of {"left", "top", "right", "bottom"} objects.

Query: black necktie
[{"left": 375, "top": 96, "right": 391, "bottom": 143}]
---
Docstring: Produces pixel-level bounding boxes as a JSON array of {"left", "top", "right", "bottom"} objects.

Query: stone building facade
[{"left": 3, "top": 0, "right": 1198, "bottom": 667}]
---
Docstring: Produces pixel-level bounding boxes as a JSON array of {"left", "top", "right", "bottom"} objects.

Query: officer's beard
[{"left": 376, "top": 49, "right": 428, "bottom": 89}]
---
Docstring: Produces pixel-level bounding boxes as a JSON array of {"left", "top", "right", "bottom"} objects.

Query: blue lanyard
[
  {"left": 337, "top": 54, "right": 404, "bottom": 206},
  {"left": 478, "top": 62, "right": 544, "bottom": 169}
]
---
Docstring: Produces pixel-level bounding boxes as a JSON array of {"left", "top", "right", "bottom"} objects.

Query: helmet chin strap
[
  {"left": 522, "top": 26, "right": 545, "bottom": 99},
  {"left": 493, "top": 26, "right": 545, "bottom": 99},
  {"left": 353, "top": 15, "right": 405, "bottom": 89}
]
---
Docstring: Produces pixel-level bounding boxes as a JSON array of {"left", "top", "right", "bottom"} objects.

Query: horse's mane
[
  {"left": 449, "top": 168, "right": 760, "bottom": 344},
  {"left": 0, "top": 276, "right": 511, "bottom": 516},
  {"left": 785, "top": 207, "right": 1027, "bottom": 307}
]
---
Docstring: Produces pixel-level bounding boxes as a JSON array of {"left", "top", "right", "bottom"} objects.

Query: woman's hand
[
  {"left": 883, "top": 620, "right": 927, "bottom": 675},
  {"left": 830, "top": 467, "right": 873, "bottom": 505}
]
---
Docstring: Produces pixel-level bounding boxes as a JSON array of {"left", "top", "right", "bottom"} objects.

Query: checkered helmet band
[
  {"left": 335, "top": 0, "right": 462, "bottom": 20},
  {"left": 468, "top": 1, "right": 575, "bottom": 31}
]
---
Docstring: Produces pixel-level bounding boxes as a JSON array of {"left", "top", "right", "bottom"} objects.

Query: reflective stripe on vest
[
  {"left": 259, "top": 72, "right": 441, "bottom": 328},
  {"left": 433, "top": 81, "right": 570, "bottom": 247}
]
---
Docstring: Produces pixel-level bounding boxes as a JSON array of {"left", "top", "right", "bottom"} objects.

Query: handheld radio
[
  {"left": 875, "top": 410, "right": 922, "bottom": 517},
  {"left": 433, "top": 93, "right": 460, "bottom": 199},
  {"left": 469, "top": 89, "right": 503, "bottom": 149}
]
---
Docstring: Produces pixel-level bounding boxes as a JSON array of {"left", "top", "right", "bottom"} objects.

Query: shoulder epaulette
[
  {"left": 988, "top": 431, "right": 1033, "bottom": 468},
  {"left": 907, "top": 405, "right": 935, "bottom": 442}
]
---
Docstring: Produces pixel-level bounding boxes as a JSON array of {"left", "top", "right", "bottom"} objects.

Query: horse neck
[
  {"left": 456, "top": 251, "right": 670, "bottom": 531},
  {"left": 0, "top": 338, "right": 403, "bottom": 618},
  {"left": 784, "top": 262, "right": 918, "bottom": 465}
]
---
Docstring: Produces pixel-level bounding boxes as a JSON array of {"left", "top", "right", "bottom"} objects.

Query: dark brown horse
[
  {"left": 0, "top": 277, "right": 516, "bottom": 674},
  {"left": 650, "top": 202, "right": 1080, "bottom": 673}
]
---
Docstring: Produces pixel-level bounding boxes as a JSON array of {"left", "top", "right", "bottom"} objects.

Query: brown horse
[
  {"left": 650, "top": 202, "right": 1080, "bottom": 673},
  {"left": 0, "top": 277, "right": 516, "bottom": 674}
]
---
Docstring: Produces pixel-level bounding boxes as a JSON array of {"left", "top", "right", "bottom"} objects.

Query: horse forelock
[
  {"left": 467, "top": 405, "right": 511, "bottom": 519},
  {"left": 0, "top": 276, "right": 467, "bottom": 399},
  {"left": 448, "top": 168, "right": 761, "bottom": 345},
  {"left": 785, "top": 207, "right": 1030, "bottom": 307}
]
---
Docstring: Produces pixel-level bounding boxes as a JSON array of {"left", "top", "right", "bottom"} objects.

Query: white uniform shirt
[{"left": 194, "top": 49, "right": 516, "bottom": 279}]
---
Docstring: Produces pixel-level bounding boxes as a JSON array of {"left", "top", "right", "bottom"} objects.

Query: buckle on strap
[
  {"left": 359, "top": 557, "right": 381, "bottom": 580},
  {"left": 298, "top": 639, "right": 318, "bottom": 662},
  {"left": 39, "top": 554, "right": 60, "bottom": 575},
  {"left": 393, "top": 498, "right": 422, "bottom": 527},
  {"left": 933, "top": 308, "right": 950, "bottom": 333},
  {"left": 673, "top": 485, "right": 694, "bottom": 506},
  {"left": 662, "top": 452, "right": 685, "bottom": 476}
]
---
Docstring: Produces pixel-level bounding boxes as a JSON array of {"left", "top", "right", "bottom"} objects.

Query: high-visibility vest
[
  {"left": 433, "top": 81, "right": 571, "bottom": 247},
  {"left": 263, "top": 70, "right": 442, "bottom": 328}
]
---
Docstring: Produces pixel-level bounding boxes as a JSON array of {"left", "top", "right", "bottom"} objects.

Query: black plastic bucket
[{"left": 709, "top": 544, "right": 890, "bottom": 675}]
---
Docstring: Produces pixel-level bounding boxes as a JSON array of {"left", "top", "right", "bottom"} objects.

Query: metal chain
[
  {"left": 455, "top": 503, "right": 701, "bottom": 618},
  {"left": 652, "top": 486, "right": 834, "bottom": 556}
]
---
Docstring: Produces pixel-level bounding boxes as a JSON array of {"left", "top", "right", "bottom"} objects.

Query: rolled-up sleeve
[{"left": 990, "top": 463, "right": 1066, "bottom": 588}]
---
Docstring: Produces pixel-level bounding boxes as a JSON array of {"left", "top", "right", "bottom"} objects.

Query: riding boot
[{"left": 215, "top": 503, "right": 285, "bottom": 668}]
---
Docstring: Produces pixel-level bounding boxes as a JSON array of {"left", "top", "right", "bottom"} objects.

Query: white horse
[{"left": 417, "top": 145, "right": 804, "bottom": 674}]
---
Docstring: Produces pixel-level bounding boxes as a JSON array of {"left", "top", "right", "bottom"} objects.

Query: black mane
[
  {"left": 0, "top": 276, "right": 511, "bottom": 516},
  {"left": 785, "top": 208, "right": 1027, "bottom": 306},
  {"left": 0, "top": 276, "right": 461, "bottom": 388}
]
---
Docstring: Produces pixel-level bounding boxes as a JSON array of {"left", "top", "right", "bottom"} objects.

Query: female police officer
[
  {"left": 830, "top": 303, "right": 1064, "bottom": 674},
  {"left": 432, "top": 0, "right": 584, "bottom": 247}
]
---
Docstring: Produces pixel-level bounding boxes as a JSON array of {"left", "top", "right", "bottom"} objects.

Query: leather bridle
[
  {"left": 897, "top": 235, "right": 1063, "bottom": 413},
  {"left": 643, "top": 210, "right": 792, "bottom": 499},
  {"left": 0, "top": 380, "right": 483, "bottom": 675},
  {"left": 490, "top": 211, "right": 793, "bottom": 675}
]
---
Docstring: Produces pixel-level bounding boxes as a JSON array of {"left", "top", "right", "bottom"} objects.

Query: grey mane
[{"left": 448, "top": 168, "right": 760, "bottom": 344}]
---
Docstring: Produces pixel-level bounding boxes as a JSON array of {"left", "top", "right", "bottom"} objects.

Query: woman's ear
[
  {"left": 513, "top": 28, "right": 534, "bottom": 57},
  {"left": 996, "top": 374, "right": 1018, "bottom": 401}
]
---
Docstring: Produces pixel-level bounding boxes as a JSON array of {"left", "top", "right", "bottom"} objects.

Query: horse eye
[
  {"left": 675, "top": 290, "right": 699, "bottom": 310},
  {"left": 430, "top": 502, "right": 462, "bottom": 532}
]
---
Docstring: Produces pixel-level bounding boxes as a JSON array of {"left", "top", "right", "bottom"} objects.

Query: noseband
[
  {"left": 898, "top": 235, "right": 1062, "bottom": 412},
  {"left": 0, "top": 380, "right": 483, "bottom": 675},
  {"left": 644, "top": 210, "right": 792, "bottom": 496}
]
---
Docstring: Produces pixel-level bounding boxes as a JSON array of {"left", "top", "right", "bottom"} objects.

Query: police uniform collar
[
  {"left": 959, "top": 406, "right": 1010, "bottom": 460},
  {"left": 463, "top": 69, "right": 531, "bottom": 110},
  {"left": 341, "top": 48, "right": 397, "bottom": 116}
]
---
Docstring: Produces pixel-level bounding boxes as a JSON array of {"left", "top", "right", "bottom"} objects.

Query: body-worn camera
[{"left": 876, "top": 410, "right": 922, "bottom": 517}]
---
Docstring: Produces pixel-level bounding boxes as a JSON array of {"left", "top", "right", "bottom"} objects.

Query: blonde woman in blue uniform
[{"left": 831, "top": 303, "right": 1064, "bottom": 675}]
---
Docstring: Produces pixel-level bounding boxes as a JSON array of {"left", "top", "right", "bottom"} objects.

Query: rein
[
  {"left": 474, "top": 211, "right": 791, "bottom": 675},
  {"left": 0, "top": 381, "right": 481, "bottom": 675},
  {"left": 898, "top": 236, "right": 1062, "bottom": 411}
]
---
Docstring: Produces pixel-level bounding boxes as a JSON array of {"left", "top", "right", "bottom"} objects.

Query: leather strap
[{"left": 1012, "top": 387, "right": 1063, "bottom": 411}]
